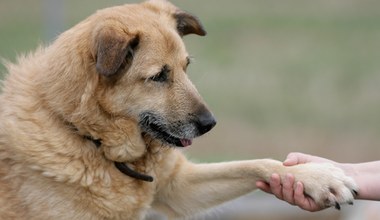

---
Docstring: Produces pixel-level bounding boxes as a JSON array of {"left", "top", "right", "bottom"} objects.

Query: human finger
[
  {"left": 256, "top": 181, "right": 272, "bottom": 194},
  {"left": 281, "top": 173, "right": 296, "bottom": 205},
  {"left": 294, "top": 181, "right": 323, "bottom": 212},
  {"left": 283, "top": 152, "right": 310, "bottom": 166},
  {"left": 269, "top": 173, "right": 283, "bottom": 199}
]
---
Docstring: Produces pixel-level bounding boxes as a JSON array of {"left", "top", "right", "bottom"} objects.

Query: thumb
[{"left": 283, "top": 152, "right": 308, "bottom": 166}]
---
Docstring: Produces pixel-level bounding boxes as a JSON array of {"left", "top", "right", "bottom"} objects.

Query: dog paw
[{"left": 290, "top": 163, "right": 358, "bottom": 209}]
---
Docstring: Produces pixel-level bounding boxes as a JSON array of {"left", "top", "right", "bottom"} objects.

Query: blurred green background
[{"left": 1, "top": 0, "right": 380, "bottom": 219}]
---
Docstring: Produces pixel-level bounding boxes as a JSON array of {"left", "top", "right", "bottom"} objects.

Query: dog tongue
[{"left": 180, "top": 139, "right": 192, "bottom": 147}]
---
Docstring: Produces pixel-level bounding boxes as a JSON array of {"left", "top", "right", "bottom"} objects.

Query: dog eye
[{"left": 150, "top": 65, "right": 169, "bottom": 82}]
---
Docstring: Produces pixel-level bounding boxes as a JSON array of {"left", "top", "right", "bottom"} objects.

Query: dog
[{"left": 0, "top": 0, "right": 357, "bottom": 219}]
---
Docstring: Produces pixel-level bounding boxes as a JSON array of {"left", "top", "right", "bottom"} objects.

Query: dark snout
[{"left": 195, "top": 107, "right": 217, "bottom": 135}]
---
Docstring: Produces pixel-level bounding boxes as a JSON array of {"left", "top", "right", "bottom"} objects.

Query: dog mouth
[
  {"left": 139, "top": 112, "right": 195, "bottom": 147},
  {"left": 147, "top": 123, "right": 193, "bottom": 147}
]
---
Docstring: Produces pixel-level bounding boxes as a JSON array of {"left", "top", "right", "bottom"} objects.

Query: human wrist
[
  {"left": 337, "top": 162, "right": 357, "bottom": 177},
  {"left": 338, "top": 162, "right": 363, "bottom": 199}
]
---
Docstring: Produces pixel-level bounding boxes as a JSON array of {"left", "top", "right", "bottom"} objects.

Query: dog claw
[
  {"left": 334, "top": 202, "right": 341, "bottom": 210},
  {"left": 348, "top": 201, "right": 354, "bottom": 205},
  {"left": 352, "top": 190, "right": 358, "bottom": 196}
]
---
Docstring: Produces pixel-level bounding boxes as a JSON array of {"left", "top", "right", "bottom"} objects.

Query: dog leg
[{"left": 154, "top": 157, "right": 357, "bottom": 218}]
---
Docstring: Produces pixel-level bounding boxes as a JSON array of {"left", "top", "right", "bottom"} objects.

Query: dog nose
[{"left": 196, "top": 110, "right": 217, "bottom": 135}]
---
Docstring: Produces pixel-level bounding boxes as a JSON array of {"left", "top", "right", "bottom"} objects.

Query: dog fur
[{"left": 0, "top": 0, "right": 357, "bottom": 219}]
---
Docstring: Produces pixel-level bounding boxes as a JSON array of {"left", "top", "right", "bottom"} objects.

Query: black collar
[{"left": 84, "top": 135, "right": 154, "bottom": 182}]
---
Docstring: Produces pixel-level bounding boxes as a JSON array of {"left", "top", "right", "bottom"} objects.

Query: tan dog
[{"left": 0, "top": 0, "right": 357, "bottom": 219}]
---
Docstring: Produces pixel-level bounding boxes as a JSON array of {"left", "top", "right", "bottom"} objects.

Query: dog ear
[
  {"left": 95, "top": 27, "right": 139, "bottom": 77},
  {"left": 174, "top": 12, "right": 206, "bottom": 37}
]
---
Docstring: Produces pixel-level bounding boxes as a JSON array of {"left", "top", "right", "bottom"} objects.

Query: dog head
[{"left": 90, "top": 0, "right": 216, "bottom": 147}]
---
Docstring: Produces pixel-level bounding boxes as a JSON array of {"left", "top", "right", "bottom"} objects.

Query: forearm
[{"left": 341, "top": 161, "right": 380, "bottom": 201}]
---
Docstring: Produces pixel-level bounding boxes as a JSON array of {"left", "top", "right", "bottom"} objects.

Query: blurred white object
[{"left": 342, "top": 200, "right": 380, "bottom": 220}]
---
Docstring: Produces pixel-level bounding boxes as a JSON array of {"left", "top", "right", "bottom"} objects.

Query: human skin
[{"left": 256, "top": 152, "right": 380, "bottom": 211}]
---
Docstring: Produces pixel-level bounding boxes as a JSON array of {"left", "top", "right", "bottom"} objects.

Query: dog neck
[{"left": 82, "top": 133, "right": 154, "bottom": 182}]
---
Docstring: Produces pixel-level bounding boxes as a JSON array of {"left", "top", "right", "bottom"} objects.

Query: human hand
[
  {"left": 256, "top": 173, "right": 324, "bottom": 211},
  {"left": 282, "top": 152, "right": 335, "bottom": 167},
  {"left": 256, "top": 152, "right": 338, "bottom": 212}
]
